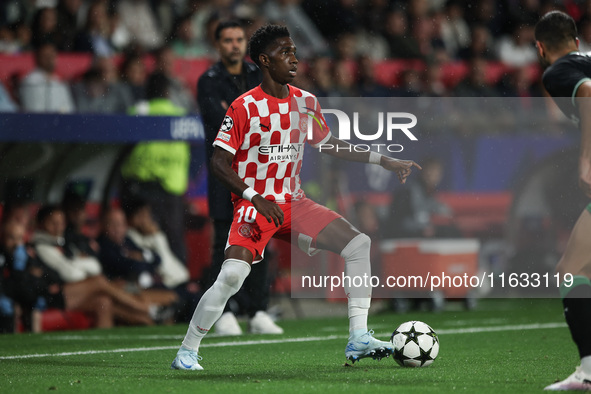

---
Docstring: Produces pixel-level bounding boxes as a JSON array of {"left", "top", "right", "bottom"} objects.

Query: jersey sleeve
[
  {"left": 212, "top": 102, "right": 247, "bottom": 155},
  {"left": 307, "top": 98, "right": 331, "bottom": 148}
]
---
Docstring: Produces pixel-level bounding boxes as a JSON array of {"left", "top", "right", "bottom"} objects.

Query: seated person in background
[
  {"left": 98, "top": 207, "right": 178, "bottom": 318},
  {"left": 123, "top": 199, "right": 201, "bottom": 322},
  {"left": 31, "top": 204, "right": 153, "bottom": 326},
  {"left": 387, "top": 157, "right": 456, "bottom": 238},
  {"left": 61, "top": 189, "right": 99, "bottom": 259},
  {"left": 0, "top": 222, "right": 16, "bottom": 333}
]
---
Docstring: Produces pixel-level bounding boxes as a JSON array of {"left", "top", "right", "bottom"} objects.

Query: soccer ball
[{"left": 390, "top": 320, "right": 439, "bottom": 367}]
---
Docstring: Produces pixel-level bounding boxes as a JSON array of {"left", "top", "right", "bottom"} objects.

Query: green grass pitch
[{"left": 0, "top": 299, "right": 579, "bottom": 393}]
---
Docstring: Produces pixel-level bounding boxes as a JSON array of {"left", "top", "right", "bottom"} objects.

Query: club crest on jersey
[
  {"left": 238, "top": 224, "right": 253, "bottom": 238},
  {"left": 220, "top": 115, "right": 234, "bottom": 132}
]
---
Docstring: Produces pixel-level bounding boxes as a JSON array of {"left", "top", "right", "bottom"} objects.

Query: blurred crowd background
[{"left": 1, "top": 0, "right": 587, "bottom": 114}]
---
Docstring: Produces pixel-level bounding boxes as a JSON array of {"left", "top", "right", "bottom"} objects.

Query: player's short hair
[
  {"left": 215, "top": 20, "right": 243, "bottom": 41},
  {"left": 249, "top": 24, "right": 290, "bottom": 67},
  {"left": 535, "top": 11, "right": 577, "bottom": 51}
]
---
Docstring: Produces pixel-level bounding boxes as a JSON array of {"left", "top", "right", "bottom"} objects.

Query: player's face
[
  {"left": 217, "top": 27, "right": 246, "bottom": 65},
  {"left": 265, "top": 37, "right": 298, "bottom": 85}
]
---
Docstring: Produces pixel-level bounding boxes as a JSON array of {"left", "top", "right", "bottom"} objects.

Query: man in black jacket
[{"left": 197, "top": 20, "right": 282, "bottom": 335}]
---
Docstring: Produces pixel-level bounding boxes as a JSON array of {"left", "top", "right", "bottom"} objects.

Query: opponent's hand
[
  {"left": 252, "top": 195, "right": 284, "bottom": 227},
  {"left": 579, "top": 157, "right": 591, "bottom": 198},
  {"left": 380, "top": 157, "right": 422, "bottom": 184}
]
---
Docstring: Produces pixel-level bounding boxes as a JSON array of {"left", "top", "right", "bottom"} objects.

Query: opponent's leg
[
  {"left": 172, "top": 247, "right": 252, "bottom": 371},
  {"left": 546, "top": 209, "right": 591, "bottom": 391},
  {"left": 316, "top": 219, "right": 393, "bottom": 363}
]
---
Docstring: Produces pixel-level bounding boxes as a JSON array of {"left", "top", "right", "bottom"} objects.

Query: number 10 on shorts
[{"left": 237, "top": 206, "right": 257, "bottom": 223}]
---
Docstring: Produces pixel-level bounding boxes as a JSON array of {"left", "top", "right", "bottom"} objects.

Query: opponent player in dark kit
[
  {"left": 171, "top": 25, "right": 420, "bottom": 371},
  {"left": 535, "top": 10, "right": 591, "bottom": 391}
]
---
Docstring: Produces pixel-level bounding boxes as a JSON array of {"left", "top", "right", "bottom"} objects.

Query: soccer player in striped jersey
[{"left": 171, "top": 24, "right": 420, "bottom": 371}]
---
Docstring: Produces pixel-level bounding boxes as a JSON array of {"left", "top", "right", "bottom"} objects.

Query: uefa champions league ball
[{"left": 391, "top": 321, "right": 439, "bottom": 367}]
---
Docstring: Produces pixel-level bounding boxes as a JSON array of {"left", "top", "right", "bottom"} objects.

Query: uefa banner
[{"left": 284, "top": 97, "right": 581, "bottom": 299}]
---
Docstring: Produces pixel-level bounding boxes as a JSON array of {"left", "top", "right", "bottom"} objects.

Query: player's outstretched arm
[
  {"left": 319, "top": 135, "right": 422, "bottom": 184},
  {"left": 211, "top": 147, "right": 284, "bottom": 227},
  {"left": 576, "top": 82, "right": 591, "bottom": 198}
]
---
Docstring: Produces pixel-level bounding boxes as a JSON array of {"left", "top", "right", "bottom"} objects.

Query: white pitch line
[{"left": 0, "top": 322, "right": 566, "bottom": 361}]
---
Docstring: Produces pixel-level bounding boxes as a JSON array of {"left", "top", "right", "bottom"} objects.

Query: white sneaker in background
[
  {"left": 213, "top": 311, "right": 243, "bottom": 336},
  {"left": 249, "top": 311, "right": 284, "bottom": 334}
]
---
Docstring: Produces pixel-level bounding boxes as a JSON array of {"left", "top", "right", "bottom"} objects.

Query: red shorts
[{"left": 226, "top": 197, "right": 342, "bottom": 263}]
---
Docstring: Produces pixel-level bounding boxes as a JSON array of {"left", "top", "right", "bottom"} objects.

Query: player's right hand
[{"left": 252, "top": 195, "right": 284, "bottom": 227}]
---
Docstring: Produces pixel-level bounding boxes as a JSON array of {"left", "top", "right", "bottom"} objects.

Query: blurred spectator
[
  {"left": 578, "top": 17, "right": 591, "bottom": 53},
  {"left": 507, "top": 0, "right": 540, "bottom": 27},
  {"left": 14, "top": 21, "right": 32, "bottom": 52},
  {"left": 356, "top": 55, "right": 390, "bottom": 97},
  {"left": 19, "top": 41, "right": 75, "bottom": 113},
  {"left": 30, "top": 7, "right": 58, "bottom": 50},
  {"left": 152, "top": 0, "right": 179, "bottom": 41},
  {"left": 498, "top": 66, "right": 542, "bottom": 98},
  {"left": 307, "top": 55, "right": 336, "bottom": 96},
  {"left": 393, "top": 68, "right": 424, "bottom": 97},
  {"left": 386, "top": 157, "right": 455, "bottom": 238},
  {"left": 440, "top": 0, "right": 470, "bottom": 58},
  {"left": 458, "top": 24, "right": 496, "bottom": 61},
  {"left": 55, "top": 0, "right": 83, "bottom": 51},
  {"left": 31, "top": 205, "right": 154, "bottom": 327},
  {"left": 120, "top": 72, "right": 189, "bottom": 262},
  {"left": 100, "top": 206, "right": 200, "bottom": 322},
  {"left": 333, "top": 32, "right": 357, "bottom": 60},
  {"left": 0, "top": 1, "right": 30, "bottom": 27},
  {"left": 170, "top": 14, "right": 205, "bottom": 58},
  {"left": 383, "top": 8, "right": 423, "bottom": 59},
  {"left": 73, "top": 0, "right": 117, "bottom": 56},
  {"left": 2, "top": 200, "right": 33, "bottom": 234},
  {"left": 186, "top": 0, "right": 217, "bottom": 57},
  {"left": 117, "top": 0, "right": 163, "bottom": 50},
  {"left": 0, "top": 80, "right": 18, "bottom": 112},
  {"left": 0, "top": 23, "right": 20, "bottom": 53},
  {"left": 453, "top": 56, "right": 499, "bottom": 97},
  {"left": 411, "top": 16, "right": 446, "bottom": 61},
  {"left": 152, "top": 45, "right": 196, "bottom": 112},
  {"left": 466, "top": 0, "right": 504, "bottom": 36},
  {"left": 97, "top": 207, "right": 179, "bottom": 320},
  {"left": 496, "top": 22, "right": 537, "bottom": 67},
  {"left": 0, "top": 221, "right": 17, "bottom": 333},
  {"left": 61, "top": 188, "right": 99, "bottom": 259},
  {"left": 423, "top": 60, "right": 448, "bottom": 96},
  {"left": 263, "top": 0, "right": 328, "bottom": 59},
  {"left": 302, "top": 0, "right": 361, "bottom": 40},
  {"left": 120, "top": 51, "right": 147, "bottom": 103},
  {"left": 72, "top": 64, "right": 132, "bottom": 113},
  {"left": 98, "top": 207, "right": 161, "bottom": 286},
  {"left": 123, "top": 198, "right": 190, "bottom": 292},
  {"left": 333, "top": 59, "right": 357, "bottom": 96}
]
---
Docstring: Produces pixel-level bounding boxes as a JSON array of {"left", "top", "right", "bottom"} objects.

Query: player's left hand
[{"left": 380, "top": 157, "right": 422, "bottom": 184}]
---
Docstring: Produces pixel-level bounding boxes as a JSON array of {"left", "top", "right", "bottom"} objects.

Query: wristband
[
  {"left": 369, "top": 151, "right": 383, "bottom": 165},
  {"left": 242, "top": 187, "right": 259, "bottom": 202}
]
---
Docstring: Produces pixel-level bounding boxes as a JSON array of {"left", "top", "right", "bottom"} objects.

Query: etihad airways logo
[{"left": 258, "top": 143, "right": 303, "bottom": 162}]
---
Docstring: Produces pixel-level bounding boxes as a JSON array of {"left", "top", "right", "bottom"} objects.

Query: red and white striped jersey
[{"left": 213, "top": 85, "right": 331, "bottom": 203}]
